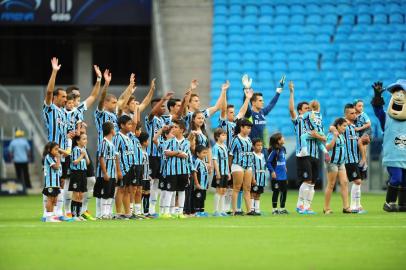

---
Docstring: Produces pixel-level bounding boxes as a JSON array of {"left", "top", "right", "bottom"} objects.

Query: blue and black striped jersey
[
  {"left": 70, "top": 146, "right": 87, "bottom": 171},
  {"left": 164, "top": 137, "right": 192, "bottom": 176},
  {"left": 97, "top": 138, "right": 118, "bottom": 179},
  {"left": 42, "top": 103, "right": 68, "bottom": 149},
  {"left": 142, "top": 149, "right": 150, "bottom": 180},
  {"left": 344, "top": 123, "right": 360, "bottom": 164},
  {"left": 94, "top": 108, "right": 118, "bottom": 152},
  {"left": 212, "top": 143, "right": 229, "bottom": 176},
  {"left": 303, "top": 111, "right": 324, "bottom": 133},
  {"left": 161, "top": 114, "right": 173, "bottom": 126},
  {"left": 145, "top": 115, "right": 164, "bottom": 157},
  {"left": 193, "top": 158, "right": 209, "bottom": 190},
  {"left": 327, "top": 133, "right": 346, "bottom": 165},
  {"left": 252, "top": 152, "right": 267, "bottom": 186},
  {"left": 157, "top": 137, "right": 168, "bottom": 176},
  {"left": 43, "top": 154, "right": 61, "bottom": 188},
  {"left": 128, "top": 132, "right": 143, "bottom": 166},
  {"left": 218, "top": 117, "right": 236, "bottom": 148},
  {"left": 195, "top": 131, "right": 209, "bottom": 147},
  {"left": 229, "top": 135, "right": 253, "bottom": 168},
  {"left": 184, "top": 109, "right": 210, "bottom": 131},
  {"left": 113, "top": 132, "right": 135, "bottom": 174},
  {"left": 292, "top": 115, "right": 319, "bottom": 159},
  {"left": 66, "top": 102, "right": 87, "bottom": 132}
]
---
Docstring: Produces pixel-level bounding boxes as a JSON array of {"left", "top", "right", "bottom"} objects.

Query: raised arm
[
  {"left": 371, "top": 81, "right": 386, "bottom": 132},
  {"left": 288, "top": 81, "right": 297, "bottom": 120},
  {"left": 97, "top": 69, "right": 112, "bottom": 110},
  {"left": 83, "top": 65, "right": 102, "bottom": 108},
  {"left": 236, "top": 88, "right": 254, "bottom": 119},
  {"left": 138, "top": 78, "right": 156, "bottom": 113},
  {"left": 45, "top": 57, "right": 61, "bottom": 106},
  {"left": 181, "top": 80, "right": 197, "bottom": 117},
  {"left": 207, "top": 81, "right": 228, "bottom": 116},
  {"left": 148, "top": 92, "right": 174, "bottom": 120},
  {"left": 262, "top": 75, "right": 285, "bottom": 116},
  {"left": 117, "top": 73, "right": 136, "bottom": 112}
]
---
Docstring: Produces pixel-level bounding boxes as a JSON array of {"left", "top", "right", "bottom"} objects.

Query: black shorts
[
  {"left": 296, "top": 156, "right": 319, "bottom": 183},
  {"left": 118, "top": 166, "right": 135, "bottom": 187},
  {"left": 211, "top": 175, "right": 229, "bottom": 188},
  {"left": 149, "top": 156, "right": 161, "bottom": 179},
  {"left": 69, "top": 170, "right": 87, "bottom": 192},
  {"left": 158, "top": 174, "right": 167, "bottom": 190},
  {"left": 345, "top": 163, "right": 363, "bottom": 181},
  {"left": 271, "top": 179, "right": 288, "bottom": 192},
  {"left": 251, "top": 185, "right": 264, "bottom": 194},
  {"left": 86, "top": 160, "right": 95, "bottom": 177},
  {"left": 166, "top": 174, "right": 189, "bottom": 191},
  {"left": 193, "top": 189, "right": 207, "bottom": 201},
  {"left": 133, "top": 165, "right": 144, "bottom": 186},
  {"left": 42, "top": 187, "right": 60, "bottom": 197},
  {"left": 142, "top": 180, "right": 150, "bottom": 191},
  {"left": 61, "top": 157, "right": 70, "bottom": 179}
]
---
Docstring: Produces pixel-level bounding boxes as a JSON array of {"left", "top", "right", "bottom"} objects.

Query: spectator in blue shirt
[{"left": 8, "top": 130, "right": 31, "bottom": 188}]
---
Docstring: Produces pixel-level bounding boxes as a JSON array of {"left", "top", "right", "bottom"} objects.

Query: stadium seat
[
  {"left": 273, "top": 61, "right": 288, "bottom": 72},
  {"left": 245, "top": 5, "right": 259, "bottom": 16},
  {"left": 213, "top": 15, "right": 226, "bottom": 25},
  {"left": 337, "top": 4, "right": 354, "bottom": 15},
  {"left": 258, "top": 62, "right": 273, "bottom": 71},
  {"left": 228, "top": 25, "right": 241, "bottom": 34},
  {"left": 289, "top": 61, "right": 304, "bottom": 71},
  {"left": 229, "top": 4, "right": 242, "bottom": 15},
  {"left": 260, "top": 5, "right": 274, "bottom": 16},
  {"left": 213, "top": 34, "right": 227, "bottom": 44},
  {"left": 389, "top": 13, "right": 404, "bottom": 24},
  {"left": 214, "top": 5, "right": 227, "bottom": 16},
  {"left": 227, "top": 16, "right": 242, "bottom": 26},
  {"left": 306, "top": 4, "right": 322, "bottom": 14},
  {"left": 341, "top": 15, "right": 356, "bottom": 25},
  {"left": 273, "top": 15, "right": 289, "bottom": 25},
  {"left": 290, "top": 4, "right": 306, "bottom": 14},
  {"left": 243, "top": 15, "right": 258, "bottom": 25},
  {"left": 242, "top": 25, "right": 256, "bottom": 34},
  {"left": 307, "top": 15, "right": 322, "bottom": 25},
  {"left": 358, "top": 14, "right": 372, "bottom": 24},
  {"left": 275, "top": 5, "right": 290, "bottom": 15},
  {"left": 322, "top": 14, "right": 338, "bottom": 24},
  {"left": 227, "top": 52, "right": 242, "bottom": 62},
  {"left": 373, "top": 14, "right": 388, "bottom": 24},
  {"left": 258, "top": 15, "right": 272, "bottom": 25},
  {"left": 290, "top": 15, "right": 305, "bottom": 25},
  {"left": 320, "top": 4, "right": 337, "bottom": 15}
]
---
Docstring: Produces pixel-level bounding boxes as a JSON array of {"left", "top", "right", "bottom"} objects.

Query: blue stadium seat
[
  {"left": 229, "top": 4, "right": 242, "bottom": 15},
  {"left": 275, "top": 5, "right": 290, "bottom": 15},
  {"left": 358, "top": 14, "right": 372, "bottom": 24},
  {"left": 337, "top": 52, "right": 352, "bottom": 61},
  {"left": 228, "top": 25, "right": 241, "bottom": 34},
  {"left": 354, "top": 61, "right": 369, "bottom": 71},
  {"left": 243, "top": 52, "right": 256, "bottom": 61},
  {"left": 374, "top": 14, "right": 388, "bottom": 24},
  {"left": 213, "top": 25, "right": 227, "bottom": 35},
  {"left": 337, "top": 61, "right": 352, "bottom": 71},
  {"left": 242, "top": 25, "right": 256, "bottom": 34},
  {"left": 289, "top": 61, "right": 304, "bottom": 71},
  {"left": 373, "top": 4, "right": 386, "bottom": 14},
  {"left": 213, "top": 15, "right": 227, "bottom": 25},
  {"left": 287, "top": 52, "right": 302, "bottom": 62},
  {"left": 258, "top": 62, "right": 273, "bottom": 71},
  {"left": 227, "top": 15, "right": 242, "bottom": 26},
  {"left": 337, "top": 4, "right": 354, "bottom": 15},
  {"left": 211, "top": 71, "right": 226, "bottom": 81},
  {"left": 322, "top": 51, "right": 336, "bottom": 62},
  {"left": 260, "top": 5, "right": 274, "bottom": 16},
  {"left": 273, "top": 24, "right": 288, "bottom": 34},
  {"left": 212, "top": 52, "right": 226, "bottom": 62},
  {"left": 387, "top": 41, "right": 402, "bottom": 51},
  {"left": 303, "top": 52, "right": 319, "bottom": 61},
  {"left": 310, "top": 80, "right": 324, "bottom": 89},
  {"left": 290, "top": 4, "right": 306, "bottom": 14},
  {"left": 306, "top": 4, "right": 322, "bottom": 14},
  {"left": 273, "top": 61, "right": 288, "bottom": 72},
  {"left": 321, "top": 61, "right": 334, "bottom": 71},
  {"left": 371, "top": 42, "right": 388, "bottom": 51},
  {"left": 213, "top": 34, "right": 227, "bottom": 44},
  {"left": 315, "top": 34, "right": 331, "bottom": 43},
  {"left": 227, "top": 52, "right": 242, "bottom": 62},
  {"left": 341, "top": 15, "right": 356, "bottom": 25},
  {"left": 245, "top": 5, "right": 259, "bottom": 16},
  {"left": 227, "top": 43, "right": 244, "bottom": 53},
  {"left": 290, "top": 15, "right": 305, "bottom": 25},
  {"left": 228, "top": 34, "right": 242, "bottom": 43},
  {"left": 258, "top": 70, "right": 272, "bottom": 81},
  {"left": 273, "top": 15, "right": 289, "bottom": 25},
  {"left": 336, "top": 24, "right": 352, "bottom": 34},
  {"left": 258, "top": 24, "right": 272, "bottom": 34},
  {"left": 307, "top": 14, "right": 322, "bottom": 25},
  {"left": 387, "top": 3, "right": 401, "bottom": 14},
  {"left": 318, "top": 25, "right": 335, "bottom": 35},
  {"left": 322, "top": 14, "right": 337, "bottom": 24},
  {"left": 213, "top": 43, "right": 226, "bottom": 52},
  {"left": 320, "top": 4, "right": 337, "bottom": 15},
  {"left": 214, "top": 5, "right": 227, "bottom": 16},
  {"left": 227, "top": 61, "right": 242, "bottom": 72},
  {"left": 258, "top": 15, "right": 272, "bottom": 25},
  {"left": 212, "top": 61, "right": 226, "bottom": 72},
  {"left": 243, "top": 15, "right": 258, "bottom": 25},
  {"left": 390, "top": 13, "right": 404, "bottom": 24},
  {"left": 272, "top": 52, "right": 287, "bottom": 61},
  {"left": 288, "top": 24, "right": 305, "bottom": 34}
]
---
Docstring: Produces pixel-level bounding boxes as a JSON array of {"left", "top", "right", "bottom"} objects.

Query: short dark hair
[
  {"left": 250, "top": 93, "right": 263, "bottom": 103},
  {"left": 214, "top": 128, "right": 226, "bottom": 141},
  {"left": 67, "top": 93, "right": 75, "bottom": 101},
  {"left": 105, "top": 94, "right": 117, "bottom": 102},
  {"left": 353, "top": 99, "right": 363, "bottom": 106},
  {"left": 151, "top": 98, "right": 161, "bottom": 107},
  {"left": 344, "top": 103, "right": 354, "bottom": 113},
  {"left": 102, "top": 122, "right": 115, "bottom": 137},
  {"left": 138, "top": 131, "right": 149, "bottom": 144},
  {"left": 333, "top": 117, "right": 347, "bottom": 128},
  {"left": 167, "top": 98, "right": 181, "bottom": 111},
  {"left": 269, "top": 132, "right": 283, "bottom": 151},
  {"left": 53, "top": 88, "right": 65, "bottom": 97},
  {"left": 234, "top": 118, "right": 253, "bottom": 135},
  {"left": 66, "top": 86, "right": 79, "bottom": 94},
  {"left": 252, "top": 138, "right": 263, "bottom": 146},
  {"left": 195, "top": 145, "right": 208, "bottom": 155},
  {"left": 227, "top": 104, "right": 234, "bottom": 109},
  {"left": 189, "top": 93, "right": 199, "bottom": 103},
  {"left": 135, "top": 122, "right": 142, "bottom": 131},
  {"left": 118, "top": 115, "right": 132, "bottom": 128},
  {"left": 297, "top": 101, "right": 309, "bottom": 112},
  {"left": 172, "top": 119, "right": 186, "bottom": 131}
]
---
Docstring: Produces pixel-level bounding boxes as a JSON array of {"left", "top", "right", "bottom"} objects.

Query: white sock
[
  {"left": 55, "top": 189, "right": 64, "bottom": 216},
  {"left": 42, "top": 194, "right": 48, "bottom": 217},
  {"left": 95, "top": 198, "right": 101, "bottom": 218},
  {"left": 219, "top": 195, "right": 225, "bottom": 213},
  {"left": 134, "top": 203, "right": 142, "bottom": 215},
  {"left": 297, "top": 183, "right": 306, "bottom": 209},
  {"left": 251, "top": 199, "right": 255, "bottom": 211},
  {"left": 160, "top": 190, "right": 167, "bottom": 214},
  {"left": 101, "top": 198, "right": 108, "bottom": 216},
  {"left": 214, "top": 193, "right": 220, "bottom": 212},
  {"left": 255, "top": 200, "right": 260, "bottom": 213},
  {"left": 82, "top": 193, "right": 88, "bottom": 214},
  {"left": 178, "top": 191, "right": 185, "bottom": 214},
  {"left": 170, "top": 192, "right": 176, "bottom": 214},
  {"left": 63, "top": 179, "right": 71, "bottom": 215},
  {"left": 306, "top": 184, "right": 315, "bottom": 209},
  {"left": 351, "top": 183, "right": 361, "bottom": 210},
  {"left": 130, "top": 203, "right": 134, "bottom": 214},
  {"left": 164, "top": 191, "right": 172, "bottom": 214},
  {"left": 46, "top": 211, "right": 53, "bottom": 221},
  {"left": 149, "top": 179, "right": 159, "bottom": 215},
  {"left": 107, "top": 198, "right": 114, "bottom": 216}
]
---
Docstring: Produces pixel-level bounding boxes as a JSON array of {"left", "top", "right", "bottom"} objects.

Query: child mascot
[{"left": 371, "top": 80, "right": 406, "bottom": 212}]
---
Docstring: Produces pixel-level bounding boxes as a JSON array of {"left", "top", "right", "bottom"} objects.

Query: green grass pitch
[{"left": 0, "top": 192, "right": 405, "bottom": 270}]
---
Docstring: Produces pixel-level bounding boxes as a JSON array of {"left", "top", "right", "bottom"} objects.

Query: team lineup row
[{"left": 41, "top": 57, "right": 372, "bottom": 222}]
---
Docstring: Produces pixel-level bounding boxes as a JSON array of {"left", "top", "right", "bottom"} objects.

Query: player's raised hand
[
  {"left": 221, "top": 80, "right": 230, "bottom": 91},
  {"left": 129, "top": 73, "right": 135, "bottom": 85},
  {"left": 372, "top": 81, "right": 384, "bottom": 96},
  {"left": 103, "top": 69, "right": 112, "bottom": 83},
  {"left": 242, "top": 74, "right": 252, "bottom": 89},
  {"left": 94, "top": 65, "right": 102, "bottom": 78},
  {"left": 279, "top": 74, "right": 286, "bottom": 88},
  {"left": 244, "top": 88, "right": 254, "bottom": 99},
  {"left": 150, "top": 78, "right": 156, "bottom": 90},
  {"left": 164, "top": 91, "right": 175, "bottom": 100},
  {"left": 51, "top": 57, "right": 61, "bottom": 71},
  {"left": 289, "top": 81, "right": 294, "bottom": 93},
  {"left": 190, "top": 79, "right": 199, "bottom": 90}
]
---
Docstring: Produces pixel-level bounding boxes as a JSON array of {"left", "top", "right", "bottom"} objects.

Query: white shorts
[{"left": 231, "top": 164, "right": 253, "bottom": 173}]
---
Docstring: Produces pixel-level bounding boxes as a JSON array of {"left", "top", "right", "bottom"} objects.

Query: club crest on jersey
[
  {"left": 196, "top": 192, "right": 201, "bottom": 198},
  {"left": 48, "top": 188, "right": 53, "bottom": 193},
  {"left": 394, "top": 135, "right": 406, "bottom": 149},
  {"left": 253, "top": 186, "right": 258, "bottom": 191},
  {"left": 159, "top": 182, "right": 164, "bottom": 188},
  {"left": 73, "top": 183, "right": 77, "bottom": 189},
  {"left": 352, "top": 171, "right": 357, "bottom": 178},
  {"left": 303, "top": 172, "right": 308, "bottom": 179},
  {"left": 166, "top": 183, "right": 171, "bottom": 189}
]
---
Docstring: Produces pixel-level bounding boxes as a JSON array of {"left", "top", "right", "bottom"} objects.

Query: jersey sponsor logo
[
  {"left": 254, "top": 119, "right": 266, "bottom": 125},
  {"left": 394, "top": 135, "right": 406, "bottom": 149}
]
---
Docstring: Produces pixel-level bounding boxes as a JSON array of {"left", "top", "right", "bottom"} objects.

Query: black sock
[
  {"left": 398, "top": 187, "right": 406, "bottom": 207},
  {"left": 71, "top": 201, "right": 77, "bottom": 217},
  {"left": 280, "top": 190, "right": 287, "bottom": 208},
  {"left": 272, "top": 190, "right": 279, "bottom": 208},
  {"left": 142, "top": 194, "right": 150, "bottom": 214},
  {"left": 386, "top": 184, "right": 398, "bottom": 203},
  {"left": 76, "top": 202, "right": 82, "bottom": 217}
]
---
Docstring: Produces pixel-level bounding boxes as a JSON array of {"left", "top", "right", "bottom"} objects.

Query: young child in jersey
[
  {"left": 138, "top": 131, "right": 151, "bottom": 216},
  {"left": 96, "top": 122, "right": 119, "bottom": 219},
  {"left": 267, "top": 133, "right": 288, "bottom": 215},
  {"left": 69, "top": 132, "right": 90, "bottom": 221},
  {"left": 211, "top": 128, "right": 230, "bottom": 217},
  {"left": 299, "top": 100, "right": 330, "bottom": 162},
  {"left": 193, "top": 145, "right": 210, "bottom": 217},
  {"left": 251, "top": 138, "right": 267, "bottom": 216},
  {"left": 354, "top": 99, "right": 372, "bottom": 172},
  {"left": 42, "top": 142, "right": 62, "bottom": 222}
]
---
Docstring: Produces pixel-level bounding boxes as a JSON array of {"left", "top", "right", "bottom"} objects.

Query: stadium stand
[{"left": 211, "top": 0, "right": 406, "bottom": 137}]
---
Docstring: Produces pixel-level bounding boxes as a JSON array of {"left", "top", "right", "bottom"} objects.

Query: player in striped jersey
[
  {"left": 113, "top": 115, "right": 135, "bottom": 219},
  {"left": 138, "top": 132, "right": 151, "bottom": 216},
  {"left": 324, "top": 118, "right": 351, "bottom": 214},
  {"left": 354, "top": 99, "right": 372, "bottom": 171},
  {"left": 342, "top": 104, "right": 366, "bottom": 213},
  {"left": 267, "top": 133, "right": 288, "bottom": 215},
  {"left": 250, "top": 139, "right": 267, "bottom": 216},
  {"left": 162, "top": 119, "right": 192, "bottom": 219},
  {"left": 193, "top": 145, "right": 209, "bottom": 217},
  {"left": 229, "top": 119, "right": 255, "bottom": 215},
  {"left": 95, "top": 122, "right": 119, "bottom": 219},
  {"left": 289, "top": 81, "right": 319, "bottom": 215},
  {"left": 184, "top": 79, "right": 226, "bottom": 131},
  {"left": 211, "top": 128, "right": 230, "bottom": 216},
  {"left": 42, "top": 142, "right": 62, "bottom": 222},
  {"left": 69, "top": 133, "right": 90, "bottom": 220}
]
